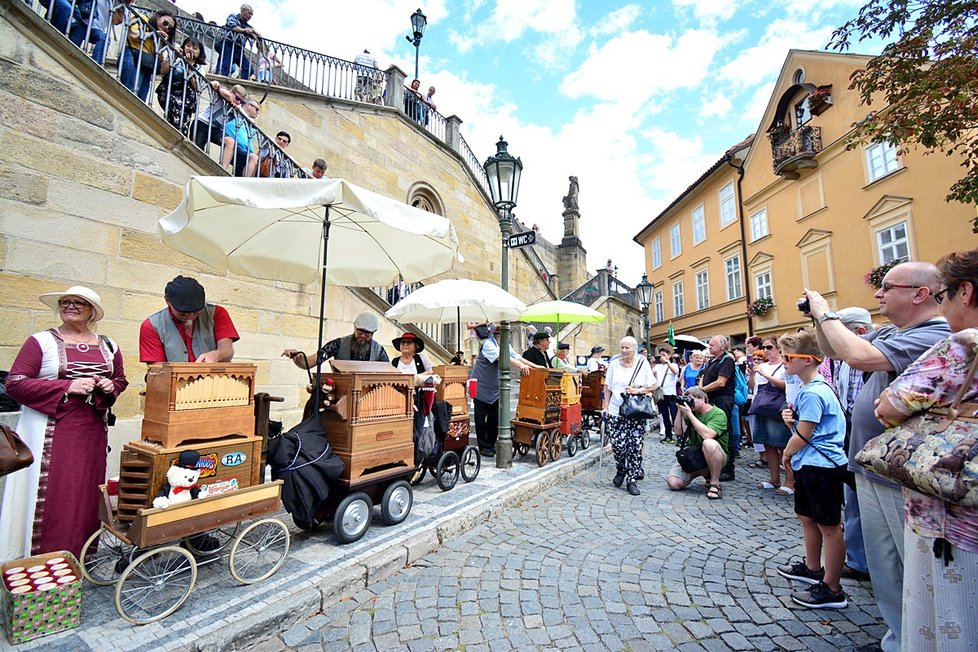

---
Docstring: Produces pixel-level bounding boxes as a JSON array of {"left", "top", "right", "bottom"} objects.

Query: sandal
[
  {"left": 774, "top": 486, "right": 795, "bottom": 496},
  {"left": 749, "top": 460, "right": 769, "bottom": 469},
  {"left": 706, "top": 483, "right": 722, "bottom": 500},
  {"left": 757, "top": 481, "right": 778, "bottom": 490}
]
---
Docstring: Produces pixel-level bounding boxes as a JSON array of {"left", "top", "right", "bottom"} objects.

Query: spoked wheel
[
  {"left": 435, "top": 451, "right": 460, "bottom": 492},
  {"left": 115, "top": 546, "right": 197, "bottom": 624},
  {"left": 460, "top": 446, "right": 481, "bottom": 483},
  {"left": 409, "top": 465, "right": 427, "bottom": 486},
  {"left": 515, "top": 443, "right": 529, "bottom": 457},
  {"left": 535, "top": 431, "right": 550, "bottom": 467},
  {"left": 229, "top": 518, "right": 290, "bottom": 584},
  {"left": 580, "top": 428, "right": 591, "bottom": 450},
  {"left": 81, "top": 527, "right": 135, "bottom": 586},
  {"left": 550, "top": 429, "right": 563, "bottom": 461},
  {"left": 567, "top": 433, "right": 579, "bottom": 457},
  {"left": 333, "top": 492, "right": 373, "bottom": 544},
  {"left": 183, "top": 523, "right": 240, "bottom": 556},
  {"left": 380, "top": 480, "right": 413, "bottom": 526}
]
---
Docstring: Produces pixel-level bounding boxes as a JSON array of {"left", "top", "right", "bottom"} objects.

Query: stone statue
[{"left": 562, "top": 176, "right": 579, "bottom": 211}]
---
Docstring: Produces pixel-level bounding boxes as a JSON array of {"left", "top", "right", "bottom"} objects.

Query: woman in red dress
[{"left": 0, "top": 286, "right": 128, "bottom": 560}]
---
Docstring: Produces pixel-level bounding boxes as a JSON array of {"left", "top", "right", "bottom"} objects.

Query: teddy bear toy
[{"left": 153, "top": 450, "right": 209, "bottom": 509}]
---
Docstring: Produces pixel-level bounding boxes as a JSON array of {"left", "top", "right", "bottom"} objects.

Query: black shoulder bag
[{"left": 619, "top": 359, "right": 655, "bottom": 420}]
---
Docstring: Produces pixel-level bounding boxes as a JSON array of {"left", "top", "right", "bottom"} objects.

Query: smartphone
[{"left": 746, "top": 355, "right": 755, "bottom": 371}]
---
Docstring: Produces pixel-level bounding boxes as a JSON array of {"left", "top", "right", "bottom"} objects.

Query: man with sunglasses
[
  {"left": 283, "top": 312, "right": 389, "bottom": 368},
  {"left": 800, "top": 261, "right": 949, "bottom": 652},
  {"left": 140, "top": 276, "right": 239, "bottom": 364}
]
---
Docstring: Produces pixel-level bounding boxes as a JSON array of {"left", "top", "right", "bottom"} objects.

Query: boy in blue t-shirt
[{"left": 775, "top": 330, "right": 849, "bottom": 610}]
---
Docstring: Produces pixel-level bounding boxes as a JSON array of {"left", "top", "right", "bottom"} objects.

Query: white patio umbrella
[
  {"left": 159, "top": 176, "right": 460, "bottom": 394},
  {"left": 519, "top": 299, "right": 606, "bottom": 337},
  {"left": 385, "top": 279, "right": 527, "bottom": 351}
]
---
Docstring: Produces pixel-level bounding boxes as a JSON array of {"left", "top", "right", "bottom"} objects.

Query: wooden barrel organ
[
  {"left": 515, "top": 367, "right": 563, "bottom": 425},
  {"left": 580, "top": 369, "right": 605, "bottom": 412},
  {"left": 433, "top": 364, "right": 471, "bottom": 446},
  {"left": 117, "top": 363, "right": 261, "bottom": 523}
]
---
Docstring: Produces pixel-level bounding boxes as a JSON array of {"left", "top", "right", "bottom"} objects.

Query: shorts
[
  {"left": 751, "top": 416, "right": 791, "bottom": 447},
  {"left": 793, "top": 464, "right": 847, "bottom": 526}
]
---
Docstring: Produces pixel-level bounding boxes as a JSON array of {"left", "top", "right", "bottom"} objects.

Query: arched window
[{"left": 407, "top": 182, "right": 444, "bottom": 216}]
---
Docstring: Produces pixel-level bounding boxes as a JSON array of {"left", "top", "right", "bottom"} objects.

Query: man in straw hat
[{"left": 139, "top": 275, "right": 239, "bottom": 364}]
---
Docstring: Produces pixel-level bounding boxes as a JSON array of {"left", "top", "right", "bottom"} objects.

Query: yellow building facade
[{"left": 635, "top": 50, "right": 977, "bottom": 347}]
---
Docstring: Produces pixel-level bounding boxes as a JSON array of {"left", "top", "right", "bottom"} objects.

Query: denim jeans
[
  {"left": 39, "top": 0, "right": 71, "bottom": 33},
  {"left": 120, "top": 47, "right": 155, "bottom": 102},
  {"left": 69, "top": 23, "right": 107, "bottom": 64},
  {"left": 218, "top": 41, "right": 252, "bottom": 79},
  {"left": 855, "top": 475, "right": 905, "bottom": 652},
  {"left": 843, "top": 484, "right": 869, "bottom": 573}
]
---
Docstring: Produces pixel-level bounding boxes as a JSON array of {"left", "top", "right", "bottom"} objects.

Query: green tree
[{"left": 828, "top": 0, "right": 978, "bottom": 230}]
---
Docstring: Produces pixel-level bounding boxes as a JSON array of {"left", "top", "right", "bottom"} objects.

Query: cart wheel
[
  {"left": 580, "top": 429, "right": 591, "bottom": 450},
  {"left": 380, "top": 480, "right": 413, "bottom": 526},
  {"left": 183, "top": 523, "right": 240, "bottom": 556},
  {"left": 115, "top": 546, "right": 197, "bottom": 625},
  {"left": 229, "top": 518, "right": 290, "bottom": 584},
  {"left": 435, "top": 451, "right": 460, "bottom": 492},
  {"left": 567, "top": 433, "right": 579, "bottom": 457},
  {"left": 333, "top": 492, "right": 373, "bottom": 544},
  {"left": 550, "top": 429, "right": 563, "bottom": 461},
  {"left": 81, "top": 527, "right": 134, "bottom": 586},
  {"left": 460, "top": 446, "right": 481, "bottom": 483},
  {"left": 515, "top": 443, "right": 529, "bottom": 457},
  {"left": 535, "top": 431, "right": 550, "bottom": 467},
  {"left": 409, "top": 465, "right": 427, "bottom": 486}
]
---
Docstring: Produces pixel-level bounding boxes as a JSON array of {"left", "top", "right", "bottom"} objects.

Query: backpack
[{"left": 732, "top": 357, "right": 749, "bottom": 407}]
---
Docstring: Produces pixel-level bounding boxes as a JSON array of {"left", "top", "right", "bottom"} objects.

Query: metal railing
[
  {"left": 24, "top": 0, "right": 308, "bottom": 179},
  {"left": 563, "top": 270, "right": 640, "bottom": 309},
  {"left": 367, "top": 281, "right": 460, "bottom": 354},
  {"left": 770, "top": 124, "right": 822, "bottom": 171}
]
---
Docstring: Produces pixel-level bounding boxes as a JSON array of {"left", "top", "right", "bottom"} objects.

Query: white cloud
[
  {"left": 671, "top": 0, "right": 739, "bottom": 23},
  {"left": 698, "top": 91, "right": 733, "bottom": 119},
  {"left": 718, "top": 19, "right": 835, "bottom": 89},
  {"left": 592, "top": 4, "right": 642, "bottom": 36}
]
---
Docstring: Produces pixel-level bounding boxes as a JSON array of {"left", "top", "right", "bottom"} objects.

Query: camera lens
[{"left": 797, "top": 298, "right": 810, "bottom": 313}]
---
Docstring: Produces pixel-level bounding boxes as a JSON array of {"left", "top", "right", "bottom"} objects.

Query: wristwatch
[{"left": 818, "top": 311, "right": 841, "bottom": 324}]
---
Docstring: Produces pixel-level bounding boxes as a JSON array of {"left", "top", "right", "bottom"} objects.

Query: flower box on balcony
[{"left": 809, "top": 86, "right": 833, "bottom": 116}]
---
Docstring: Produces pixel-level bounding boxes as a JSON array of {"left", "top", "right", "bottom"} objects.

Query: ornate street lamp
[
  {"left": 483, "top": 136, "right": 523, "bottom": 468},
  {"left": 405, "top": 8, "right": 427, "bottom": 81},
  {"left": 636, "top": 273, "right": 654, "bottom": 362}
]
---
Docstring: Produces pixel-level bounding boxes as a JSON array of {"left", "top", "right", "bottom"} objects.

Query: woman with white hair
[
  {"left": 0, "top": 286, "right": 128, "bottom": 560},
  {"left": 602, "top": 336, "right": 657, "bottom": 495}
]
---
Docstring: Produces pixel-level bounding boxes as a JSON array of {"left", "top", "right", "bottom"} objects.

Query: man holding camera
[{"left": 666, "top": 387, "right": 728, "bottom": 500}]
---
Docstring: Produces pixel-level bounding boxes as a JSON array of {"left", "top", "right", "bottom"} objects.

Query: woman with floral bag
[{"left": 874, "top": 248, "right": 978, "bottom": 651}]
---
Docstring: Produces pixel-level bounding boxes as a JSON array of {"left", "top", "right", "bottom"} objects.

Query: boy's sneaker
[
  {"left": 776, "top": 558, "right": 825, "bottom": 584},
  {"left": 791, "top": 581, "right": 848, "bottom": 609}
]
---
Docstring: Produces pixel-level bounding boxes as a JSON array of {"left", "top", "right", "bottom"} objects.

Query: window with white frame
[
  {"left": 755, "top": 271, "right": 772, "bottom": 300},
  {"left": 719, "top": 182, "right": 736, "bottom": 226},
  {"left": 749, "top": 208, "right": 768, "bottom": 241},
  {"left": 653, "top": 290, "right": 663, "bottom": 323},
  {"left": 670, "top": 223, "right": 681, "bottom": 257},
  {"left": 866, "top": 142, "right": 900, "bottom": 181},
  {"left": 725, "top": 256, "right": 743, "bottom": 300},
  {"left": 692, "top": 205, "right": 706, "bottom": 244},
  {"left": 651, "top": 237, "right": 661, "bottom": 269},
  {"left": 695, "top": 270, "right": 709, "bottom": 310},
  {"left": 877, "top": 222, "right": 910, "bottom": 263},
  {"left": 672, "top": 280, "right": 684, "bottom": 317}
]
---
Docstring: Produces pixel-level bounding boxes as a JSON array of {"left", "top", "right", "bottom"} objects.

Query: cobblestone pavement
[{"left": 262, "top": 438, "right": 886, "bottom": 651}]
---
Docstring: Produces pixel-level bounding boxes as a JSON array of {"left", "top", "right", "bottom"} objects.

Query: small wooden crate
[
  {"left": 559, "top": 403, "right": 582, "bottom": 436},
  {"left": 516, "top": 367, "right": 562, "bottom": 424},
  {"left": 434, "top": 364, "right": 469, "bottom": 416},
  {"left": 116, "top": 436, "right": 263, "bottom": 523},
  {"left": 2, "top": 552, "right": 81, "bottom": 645},
  {"left": 142, "top": 363, "right": 256, "bottom": 448},
  {"left": 560, "top": 371, "right": 582, "bottom": 406},
  {"left": 315, "top": 360, "right": 414, "bottom": 485}
]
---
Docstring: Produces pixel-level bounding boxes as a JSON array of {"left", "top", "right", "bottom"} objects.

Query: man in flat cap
[
  {"left": 140, "top": 276, "right": 239, "bottom": 364},
  {"left": 553, "top": 343, "right": 574, "bottom": 369},
  {"left": 522, "top": 331, "right": 553, "bottom": 368},
  {"left": 283, "top": 311, "right": 389, "bottom": 368}
]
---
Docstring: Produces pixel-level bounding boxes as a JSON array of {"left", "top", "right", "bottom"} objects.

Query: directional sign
[{"left": 508, "top": 230, "right": 537, "bottom": 249}]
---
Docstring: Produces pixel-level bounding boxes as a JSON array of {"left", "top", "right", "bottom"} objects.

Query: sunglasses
[
  {"left": 355, "top": 328, "right": 375, "bottom": 336},
  {"left": 59, "top": 299, "right": 91, "bottom": 309},
  {"left": 782, "top": 353, "right": 822, "bottom": 363},
  {"left": 933, "top": 287, "right": 953, "bottom": 305},
  {"left": 761, "top": 345, "right": 777, "bottom": 350},
  {"left": 880, "top": 282, "right": 921, "bottom": 293}
]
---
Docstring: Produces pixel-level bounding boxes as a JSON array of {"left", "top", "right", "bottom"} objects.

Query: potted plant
[
  {"left": 767, "top": 122, "right": 789, "bottom": 143},
  {"left": 746, "top": 296, "right": 774, "bottom": 318},
  {"left": 808, "top": 86, "right": 833, "bottom": 115},
  {"left": 864, "top": 258, "right": 907, "bottom": 289}
]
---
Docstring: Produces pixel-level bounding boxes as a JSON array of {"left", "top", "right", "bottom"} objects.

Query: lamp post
[
  {"left": 636, "top": 273, "right": 653, "bottom": 362},
  {"left": 483, "top": 136, "right": 523, "bottom": 469},
  {"left": 405, "top": 8, "right": 427, "bottom": 81}
]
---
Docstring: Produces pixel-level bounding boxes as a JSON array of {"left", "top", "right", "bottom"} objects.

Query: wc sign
[{"left": 221, "top": 451, "right": 247, "bottom": 467}]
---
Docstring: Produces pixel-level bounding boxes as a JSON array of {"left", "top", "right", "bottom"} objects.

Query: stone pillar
[
  {"left": 445, "top": 115, "right": 463, "bottom": 154},
  {"left": 548, "top": 272, "right": 559, "bottom": 297},
  {"left": 385, "top": 64, "right": 406, "bottom": 113},
  {"left": 557, "top": 207, "right": 588, "bottom": 297}
]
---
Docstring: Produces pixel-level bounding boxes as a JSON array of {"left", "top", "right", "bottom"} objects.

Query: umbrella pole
[
  {"left": 314, "top": 208, "right": 331, "bottom": 414},
  {"left": 456, "top": 307, "right": 461, "bottom": 353}
]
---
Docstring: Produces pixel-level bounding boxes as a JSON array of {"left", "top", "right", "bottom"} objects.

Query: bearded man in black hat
[
  {"left": 283, "top": 311, "right": 389, "bottom": 368},
  {"left": 139, "top": 275, "right": 239, "bottom": 364}
]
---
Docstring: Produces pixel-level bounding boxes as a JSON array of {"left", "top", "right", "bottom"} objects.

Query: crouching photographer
[{"left": 666, "top": 387, "right": 729, "bottom": 500}]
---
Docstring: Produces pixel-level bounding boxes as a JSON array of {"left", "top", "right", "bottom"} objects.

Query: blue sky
[{"left": 190, "top": 0, "right": 878, "bottom": 286}]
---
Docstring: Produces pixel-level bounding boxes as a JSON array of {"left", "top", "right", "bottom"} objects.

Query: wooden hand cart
[
  {"left": 511, "top": 418, "right": 563, "bottom": 467},
  {"left": 81, "top": 481, "right": 289, "bottom": 625},
  {"left": 411, "top": 366, "right": 480, "bottom": 491}
]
